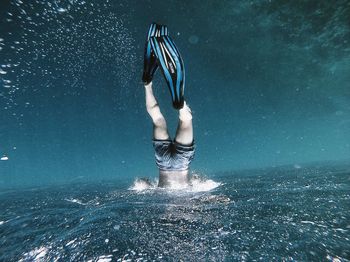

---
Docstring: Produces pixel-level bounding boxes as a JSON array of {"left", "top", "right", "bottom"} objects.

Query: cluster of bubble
[{"left": 0, "top": 0, "right": 137, "bottom": 110}]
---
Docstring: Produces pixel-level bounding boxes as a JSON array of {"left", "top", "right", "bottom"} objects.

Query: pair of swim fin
[{"left": 142, "top": 23, "right": 185, "bottom": 109}]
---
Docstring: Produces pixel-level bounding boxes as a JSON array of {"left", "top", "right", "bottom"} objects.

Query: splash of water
[
  {"left": 128, "top": 178, "right": 157, "bottom": 191},
  {"left": 190, "top": 174, "right": 222, "bottom": 192}
]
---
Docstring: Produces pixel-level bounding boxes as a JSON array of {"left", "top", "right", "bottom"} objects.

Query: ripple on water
[{"left": 0, "top": 167, "right": 349, "bottom": 261}]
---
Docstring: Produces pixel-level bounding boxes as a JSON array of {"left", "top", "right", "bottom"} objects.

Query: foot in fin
[
  {"left": 142, "top": 23, "right": 168, "bottom": 84},
  {"left": 150, "top": 35, "right": 185, "bottom": 109}
]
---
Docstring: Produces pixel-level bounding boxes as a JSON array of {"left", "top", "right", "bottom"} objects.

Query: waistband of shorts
[
  {"left": 152, "top": 138, "right": 173, "bottom": 143},
  {"left": 152, "top": 139, "right": 195, "bottom": 148}
]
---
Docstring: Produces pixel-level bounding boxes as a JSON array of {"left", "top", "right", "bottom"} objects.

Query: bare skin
[
  {"left": 144, "top": 82, "right": 193, "bottom": 145},
  {"left": 144, "top": 82, "right": 193, "bottom": 187}
]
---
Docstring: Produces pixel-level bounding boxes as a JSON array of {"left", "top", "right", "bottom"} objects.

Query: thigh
[
  {"left": 153, "top": 117, "right": 170, "bottom": 140},
  {"left": 174, "top": 120, "right": 193, "bottom": 146}
]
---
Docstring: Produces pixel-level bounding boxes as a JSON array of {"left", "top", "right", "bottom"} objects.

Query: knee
[
  {"left": 146, "top": 103, "right": 161, "bottom": 118},
  {"left": 146, "top": 103, "right": 157, "bottom": 113}
]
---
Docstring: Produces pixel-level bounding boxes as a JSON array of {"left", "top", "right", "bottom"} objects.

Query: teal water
[
  {"left": 1, "top": 0, "right": 350, "bottom": 187},
  {"left": 1, "top": 165, "right": 349, "bottom": 261},
  {"left": 1, "top": 1, "right": 350, "bottom": 260}
]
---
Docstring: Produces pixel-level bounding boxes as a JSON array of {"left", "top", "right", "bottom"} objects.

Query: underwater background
[
  {"left": 0, "top": 0, "right": 350, "bottom": 260},
  {"left": 0, "top": 0, "right": 349, "bottom": 188}
]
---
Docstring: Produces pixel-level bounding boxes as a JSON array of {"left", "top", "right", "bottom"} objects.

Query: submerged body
[
  {"left": 154, "top": 139, "right": 195, "bottom": 187},
  {"left": 158, "top": 169, "right": 189, "bottom": 187}
]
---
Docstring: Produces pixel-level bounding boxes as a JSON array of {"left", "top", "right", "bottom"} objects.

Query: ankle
[
  {"left": 179, "top": 103, "right": 192, "bottom": 121},
  {"left": 144, "top": 82, "right": 153, "bottom": 89}
]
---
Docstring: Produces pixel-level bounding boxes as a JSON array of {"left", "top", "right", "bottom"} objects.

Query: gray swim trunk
[{"left": 152, "top": 139, "right": 195, "bottom": 171}]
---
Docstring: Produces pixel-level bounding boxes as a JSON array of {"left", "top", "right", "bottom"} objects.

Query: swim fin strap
[
  {"left": 150, "top": 35, "right": 185, "bottom": 109},
  {"left": 142, "top": 23, "right": 168, "bottom": 84}
]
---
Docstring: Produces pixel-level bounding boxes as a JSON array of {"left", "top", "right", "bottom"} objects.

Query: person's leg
[
  {"left": 145, "top": 82, "right": 170, "bottom": 140},
  {"left": 174, "top": 101, "right": 193, "bottom": 145}
]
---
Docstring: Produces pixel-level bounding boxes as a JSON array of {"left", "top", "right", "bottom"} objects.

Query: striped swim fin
[
  {"left": 150, "top": 35, "right": 185, "bottom": 109},
  {"left": 142, "top": 23, "right": 168, "bottom": 84}
]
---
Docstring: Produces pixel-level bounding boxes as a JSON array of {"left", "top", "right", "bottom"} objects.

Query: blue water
[
  {"left": 1, "top": 165, "right": 349, "bottom": 261},
  {"left": 1, "top": 0, "right": 350, "bottom": 187},
  {"left": 1, "top": 0, "right": 350, "bottom": 260}
]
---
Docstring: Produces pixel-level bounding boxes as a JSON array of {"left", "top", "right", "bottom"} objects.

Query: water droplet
[
  {"left": 57, "top": 7, "right": 68, "bottom": 13},
  {"left": 1, "top": 156, "right": 9, "bottom": 161},
  {"left": 188, "top": 35, "right": 199, "bottom": 44}
]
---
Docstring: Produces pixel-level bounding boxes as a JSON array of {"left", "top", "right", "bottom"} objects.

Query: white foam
[
  {"left": 190, "top": 176, "right": 221, "bottom": 192},
  {"left": 129, "top": 178, "right": 157, "bottom": 191},
  {"left": 96, "top": 255, "right": 112, "bottom": 262},
  {"left": 1, "top": 156, "right": 9, "bottom": 161},
  {"left": 21, "top": 246, "right": 48, "bottom": 261},
  {"left": 64, "top": 198, "right": 86, "bottom": 205},
  {"left": 65, "top": 239, "right": 76, "bottom": 246},
  {"left": 57, "top": 7, "right": 67, "bottom": 13}
]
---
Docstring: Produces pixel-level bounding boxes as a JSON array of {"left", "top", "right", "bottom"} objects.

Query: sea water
[
  {"left": 1, "top": 165, "right": 349, "bottom": 261},
  {"left": 1, "top": 0, "right": 350, "bottom": 260}
]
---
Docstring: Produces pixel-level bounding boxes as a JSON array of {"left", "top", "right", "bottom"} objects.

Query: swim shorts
[{"left": 152, "top": 139, "right": 195, "bottom": 171}]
